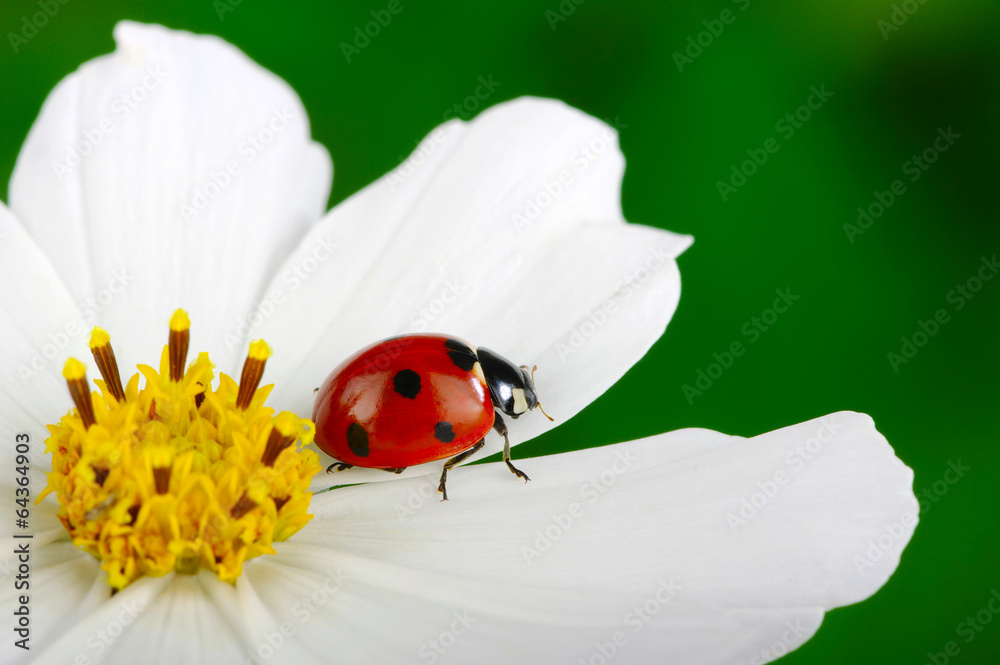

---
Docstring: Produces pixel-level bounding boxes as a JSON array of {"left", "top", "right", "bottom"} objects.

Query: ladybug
[{"left": 312, "top": 334, "right": 552, "bottom": 500}]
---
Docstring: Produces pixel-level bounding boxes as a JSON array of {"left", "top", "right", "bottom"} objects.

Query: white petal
[
  {"left": 249, "top": 411, "right": 916, "bottom": 664},
  {"left": 0, "top": 541, "right": 102, "bottom": 664},
  {"left": 23, "top": 570, "right": 277, "bottom": 665},
  {"left": 9, "top": 21, "right": 331, "bottom": 372},
  {"left": 249, "top": 97, "right": 690, "bottom": 483},
  {"left": 25, "top": 573, "right": 164, "bottom": 664},
  {"left": 0, "top": 202, "right": 86, "bottom": 474},
  {"left": 17, "top": 566, "right": 322, "bottom": 665},
  {"left": 0, "top": 205, "right": 91, "bottom": 652},
  {"left": 100, "top": 573, "right": 248, "bottom": 665},
  {"left": 200, "top": 568, "right": 324, "bottom": 664}
]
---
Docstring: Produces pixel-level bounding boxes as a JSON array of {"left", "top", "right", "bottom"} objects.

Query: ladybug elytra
[{"left": 312, "top": 334, "right": 552, "bottom": 500}]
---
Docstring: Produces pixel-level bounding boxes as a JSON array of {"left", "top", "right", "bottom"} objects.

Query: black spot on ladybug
[
  {"left": 434, "top": 421, "right": 456, "bottom": 443},
  {"left": 393, "top": 369, "right": 421, "bottom": 399},
  {"left": 445, "top": 339, "right": 477, "bottom": 372},
  {"left": 346, "top": 422, "right": 370, "bottom": 457}
]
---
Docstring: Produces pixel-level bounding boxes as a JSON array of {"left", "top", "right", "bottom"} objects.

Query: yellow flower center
[{"left": 40, "top": 310, "right": 320, "bottom": 592}]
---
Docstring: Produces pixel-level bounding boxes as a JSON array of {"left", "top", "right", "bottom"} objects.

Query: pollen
[{"left": 40, "top": 310, "right": 321, "bottom": 592}]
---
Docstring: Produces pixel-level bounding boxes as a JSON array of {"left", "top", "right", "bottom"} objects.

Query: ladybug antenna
[{"left": 529, "top": 365, "right": 554, "bottom": 421}]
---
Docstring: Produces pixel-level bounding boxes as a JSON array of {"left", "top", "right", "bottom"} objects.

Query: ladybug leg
[
  {"left": 326, "top": 462, "right": 354, "bottom": 473},
  {"left": 438, "top": 439, "right": 485, "bottom": 501},
  {"left": 493, "top": 412, "right": 531, "bottom": 484},
  {"left": 382, "top": 467, "right": 407, "bottom": 474}
]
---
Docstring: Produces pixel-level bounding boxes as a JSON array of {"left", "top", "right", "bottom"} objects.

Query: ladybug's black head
[{"left": 476, "top": 347, "right": 552, "bottom": 420}]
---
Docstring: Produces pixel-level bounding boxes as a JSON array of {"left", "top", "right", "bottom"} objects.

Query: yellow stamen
[
  {"left": 42, "top": 314, "right": 320, "bottom": 592},
  {"left": 230, "top": 491, "right": 258, "bottom": 519},
  {"left": 62, "top": 358, "right": 96, "bottom": 429},
  {"left": 262, "top": 411, "right": 299, "bottom": 467},
  {"left": 168, "top": 309, "right": 190, "bottom": 382},
  {"left": 152, "top": 467, "right": 171, "bottom": 494},
  {"left": 62, "top": 357, "right": 86, "bottom": 380},
  {"left": 89, "top": 327, "right": 126, "bottom": 402},
  {"left": 89, "top": 327, "right": 111, "bottom": 347},
  {"left": 236, "top": 339, "right": 272, "bottom": 410},
  {"left": 91, "top": 465, "right": 110, "bottom": 487}
]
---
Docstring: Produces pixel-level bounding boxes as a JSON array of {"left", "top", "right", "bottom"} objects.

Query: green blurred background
[{"left": 1, "top": 0, "right": 997, "bottom": 662}]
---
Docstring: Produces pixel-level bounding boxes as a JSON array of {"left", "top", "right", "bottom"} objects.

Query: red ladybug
[{"left": 312, "top": 334, "right": 552, "bottom": 500}]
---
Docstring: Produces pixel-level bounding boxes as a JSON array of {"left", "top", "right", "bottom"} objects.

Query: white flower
[{"left": 0, "top": 22, "right": 916, "bottom": 665}]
